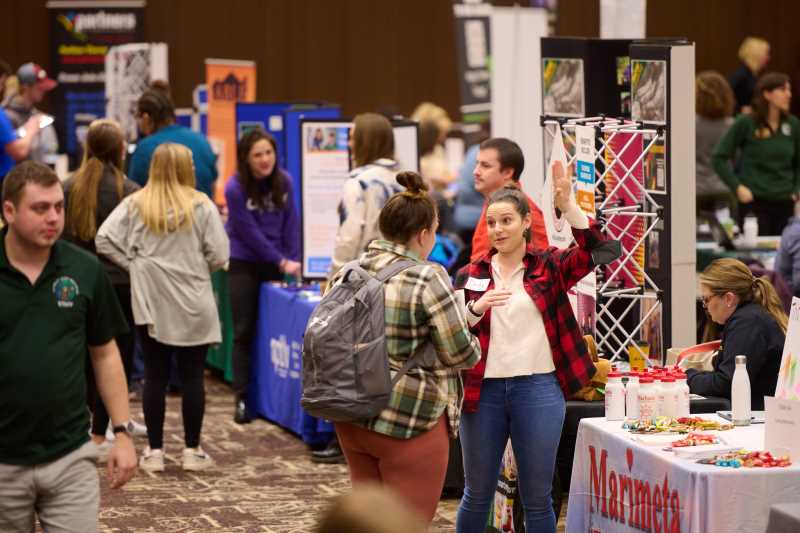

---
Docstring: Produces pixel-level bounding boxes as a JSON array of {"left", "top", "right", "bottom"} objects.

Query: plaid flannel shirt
[
  {"left": 332, "top": 240, "right": 482, "bottom": 439},
  {"left": 454, "top": 223, "right": 603, "bottom": 412}
]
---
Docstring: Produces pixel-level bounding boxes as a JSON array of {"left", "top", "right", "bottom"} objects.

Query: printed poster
[
  {"left": 643, "top": 133, "right": 667, "bottom": 194},
  {"left": 301, "top": 121, "right": 353, "bottom": 278},
  {"left": 776, "top": 297, "right": 800, "bottom": 401},
  {"left": 47, "top": 0, "right": 145, "bottom": 164},
  {"left": 542, "top": 58, "right": 585, "bottom": 117},
  {"left": 206, "top": 58, "right": 256, "bottom": 203},
  {"left": 631, "top": 60, "right": 667, "bottom": 124}
]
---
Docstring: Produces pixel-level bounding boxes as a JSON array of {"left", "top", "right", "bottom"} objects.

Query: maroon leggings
[{"left": 335, "top": 416, "right": 450, "bottom": 524}]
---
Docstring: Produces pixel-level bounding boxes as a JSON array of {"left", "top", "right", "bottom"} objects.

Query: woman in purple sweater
[{"left": 225, "top": 128, "right": 300, "bottom": 423}]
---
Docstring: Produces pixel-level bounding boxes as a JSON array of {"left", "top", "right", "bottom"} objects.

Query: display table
[
  {"left": 556, "top": 396, "right": 731, "bottom": 490},
  {"left": 566, "top": 417, "right": 800, "bottom": 533},
  {"left": 251, "top": 284, "right": 333, "bottom": 446}
]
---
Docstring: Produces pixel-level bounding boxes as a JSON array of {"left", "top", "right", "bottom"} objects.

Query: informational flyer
[
  {"left": 301, "top": 121, "right": 353, "bottom": 279},
  {"left": 776, "top": 297, "right": 800, "bottom": 401},
  {"left": 574, "top": 125, "right": 596, "bottom": 219},
  {"left": 392, "top": 122, "right": 420, "bottom": 173}
]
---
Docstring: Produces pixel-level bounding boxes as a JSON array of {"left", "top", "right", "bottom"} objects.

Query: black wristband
[{"left": 467, "top": 300, "right": 482, "bottom": 317}]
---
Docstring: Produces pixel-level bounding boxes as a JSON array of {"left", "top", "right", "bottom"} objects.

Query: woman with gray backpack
[{"left": 307, "top": 171, "right": 481, "bottom": 525}]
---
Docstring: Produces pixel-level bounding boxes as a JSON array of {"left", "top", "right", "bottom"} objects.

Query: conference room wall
[{"left": 3, "top": 0, "right": 800, "bottom": 118}]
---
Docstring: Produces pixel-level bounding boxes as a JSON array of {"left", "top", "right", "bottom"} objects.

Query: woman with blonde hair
[
  {"left": 693, "top": 258, "right": 786, "bottom": 410},
  {"left": 695, "top": 71, "right": 735, "bottom": 213},
  {"left": 96, "top": 143, "right": 229, "bottom": 472},
  {"left": 64, "top": 118, "right": 142, "bottom": 457},
  {"left": 730, "top": 37, "right": 770, "bottom": 113},
  {"left": 411, "top": 102, "right": 454, "bottom": 192}
]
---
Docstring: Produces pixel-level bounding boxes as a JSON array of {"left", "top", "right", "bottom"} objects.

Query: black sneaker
[
  {"left": 234, "top": 399, "right": 252, "bottom": 424},
  {"left": 311, "top": 438, "right": 345, "bottom": 464}
]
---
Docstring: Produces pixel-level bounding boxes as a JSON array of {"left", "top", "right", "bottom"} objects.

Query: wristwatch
[
  {"left": 467, "top": 300, "right": 482, "bottom": 317},
  {"left": 112, "top": 422, "right": 131, "bottom": 437}
]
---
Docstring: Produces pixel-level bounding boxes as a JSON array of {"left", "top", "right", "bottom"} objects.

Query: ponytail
[{"left": 752, "top": 277, "right": 788, "bottom": 334}]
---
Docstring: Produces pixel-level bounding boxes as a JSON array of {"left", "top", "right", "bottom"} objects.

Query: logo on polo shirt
[{"left": 52, "top": 277, "right": 80, "bottom": 308}]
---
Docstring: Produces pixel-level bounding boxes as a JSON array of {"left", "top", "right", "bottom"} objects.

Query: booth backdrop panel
[
  {"left": 252, "top": 284, "right": 333, "bottom": 445},
  {"left": 285, "top": 107, "right": 342, "bottom": 210},
  {"left": 235, "top": 102, "right": 293, "bottom": 170}
]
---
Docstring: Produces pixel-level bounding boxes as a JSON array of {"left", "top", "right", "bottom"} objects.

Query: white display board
[
  {"left": 300, "top": 120, "right": 353, "bottom": 279},
  {"left": 600, "top": 0, "right": 646, "bottom": 39},
  {"left": 105, "top": 42, "right": 168, "bottom": 142},
  {"left": 300, "top": 120, "right": 420, "bottom": 279},
  {"left": 490, "top": 6, "right": 549, "bottom": 206}
]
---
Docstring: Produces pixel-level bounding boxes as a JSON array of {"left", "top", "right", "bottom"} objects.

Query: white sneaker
[
  {"left": 182, "top": 447, "right": 214, "bottom": 471},
  {"left": 139, "top": 447, "right": 165, "bottom": 472}
]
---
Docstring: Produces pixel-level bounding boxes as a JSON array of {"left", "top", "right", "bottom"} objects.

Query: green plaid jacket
[{"left": 333, "top": 240, "right": 481, "bottom": 439}]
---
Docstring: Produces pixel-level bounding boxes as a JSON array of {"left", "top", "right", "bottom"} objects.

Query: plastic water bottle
[
  {"left": 743, "top": 215, "right": 759, "bottom": 248},
  {"left": 625, "top": 372, "right": 640, "bottom": 420},
  {"left": 660, "top": 377, "right": 678, "bottom": 417},
  {"left": 731, "top": 355, "right": 752, "bottom": 426},
  {"left": 638, "top": 377, "right": 658, "bottom": 422},
  {"left": 652, "top": 374, "right": 663, "bottom": 418},
  {"left": 605, "top": 372, "right": 626, "bottom": 421},
  {"left": 674, "top": 371, "right": 690, "bottom": 417}
]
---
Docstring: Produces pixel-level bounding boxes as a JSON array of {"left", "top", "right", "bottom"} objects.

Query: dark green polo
[{"left": 0, "top": 227, "right": 128, "bottom": 465}]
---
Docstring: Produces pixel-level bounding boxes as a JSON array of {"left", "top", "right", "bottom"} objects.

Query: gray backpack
[{"left": 301, "top": 259, "right": 435, "bottom": 422}]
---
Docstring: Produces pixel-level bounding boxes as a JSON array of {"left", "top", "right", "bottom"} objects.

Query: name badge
[
  {"left": 782, "top": 123, "right": 791, "bottom": 136},
  {"left": 465, "top": 277, "right": 490, "bottom": 292}
]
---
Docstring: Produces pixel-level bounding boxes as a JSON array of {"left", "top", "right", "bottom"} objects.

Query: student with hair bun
[
  {"left": 330, "top": 170, "right": 481, "bottom": 526},
  {"left": 128, "top": 89, "right": 218, "bottom": 198},
  {"left": 454, "top": 161, "right": 617, "bottom": 533}
]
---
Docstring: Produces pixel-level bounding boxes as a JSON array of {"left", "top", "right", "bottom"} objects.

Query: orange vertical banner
[{"left": 205, "top": 58, "right": 256, "bottom": 204}]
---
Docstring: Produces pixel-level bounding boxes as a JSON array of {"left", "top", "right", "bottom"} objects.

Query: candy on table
[
  {"left": 671, "top": 432, "right": 719, "bottom": 447},
  {"left": 698, "top": 450, "right": 792, "bottom": 468}
]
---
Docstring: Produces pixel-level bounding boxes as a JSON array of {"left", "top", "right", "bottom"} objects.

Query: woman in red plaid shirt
[{"left": 454, "top": 161, "right": 616, "bottom": 533}]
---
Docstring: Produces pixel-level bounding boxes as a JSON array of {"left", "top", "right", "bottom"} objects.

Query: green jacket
[{"left": 712, "top": 113, "right": 800, "bottom": 201}]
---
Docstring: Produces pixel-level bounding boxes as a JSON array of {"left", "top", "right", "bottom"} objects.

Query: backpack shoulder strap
[{"left": 373, "top": 259, "right": 418, "bottom": 283}]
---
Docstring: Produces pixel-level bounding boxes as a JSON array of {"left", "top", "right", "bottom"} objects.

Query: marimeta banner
[
  {"left": 453, "top": 0, "right": 492, "bottom": 123},
  {"left": 47, "top": 1, "right": 145, "bottom": 164}
]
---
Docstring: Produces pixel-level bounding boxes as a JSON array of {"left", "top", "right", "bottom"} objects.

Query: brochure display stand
[{"left": 539, "top": 40, "right": 695, "bottom": 364}]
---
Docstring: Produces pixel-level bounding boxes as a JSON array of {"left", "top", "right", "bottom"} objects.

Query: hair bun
[{"left": 396, "top": 171, "right": 428, "bottom": 195}]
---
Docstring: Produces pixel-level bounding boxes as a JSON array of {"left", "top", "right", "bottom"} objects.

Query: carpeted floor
[{"left": 94, "top": 372, "right": 565, "bottom": 532}]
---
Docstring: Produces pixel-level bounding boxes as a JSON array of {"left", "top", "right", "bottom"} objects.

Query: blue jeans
[{"left": 456, "top": 372, "right": 566, "bottom": 533}]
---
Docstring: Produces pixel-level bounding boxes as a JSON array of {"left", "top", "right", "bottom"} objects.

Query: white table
[{"left": 566, "top": 417, "right": 800, "bottom": 533}]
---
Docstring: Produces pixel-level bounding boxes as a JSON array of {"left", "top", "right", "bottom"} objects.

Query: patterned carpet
[{"left": 94, "top": 372, "right": 565, "bottom": 532}]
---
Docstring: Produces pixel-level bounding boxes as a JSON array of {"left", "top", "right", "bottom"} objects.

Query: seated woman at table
[
  {"left": 96, "top": 143, "right": 229, "bottom": 472},
  {"left": 692, "top": 258, "right": 787, "bottom": 410},
  {"left": 453, "top": 161, "right": 618, "bottom": 533},
  {"left": 225, "top": 128, "right": 301, "bottom": 424},
  {"left": 330, "top": 171, "right": 481, "bottom": 526}
]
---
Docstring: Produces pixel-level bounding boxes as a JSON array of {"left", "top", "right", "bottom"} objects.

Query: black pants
[
  {"left": 740, "top": 197, "right": 795, "bottom": 236},
  {"left": 138, "top": 326, "right": 208, "bottom": 449},
  {"left": 89, "top": 283, "right": 135, "bottom": 436},
  {"left": 229, "top": 259, "right": 282, "bottom": 396}
]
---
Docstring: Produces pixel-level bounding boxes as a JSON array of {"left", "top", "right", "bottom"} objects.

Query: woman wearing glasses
[{"left": 693, "top": 258, "right": 787, "bottom": 410}]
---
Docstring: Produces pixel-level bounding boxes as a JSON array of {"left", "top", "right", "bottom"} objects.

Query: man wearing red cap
[{"left": 3, "top": 63, "right": 58, "bottom": 166}]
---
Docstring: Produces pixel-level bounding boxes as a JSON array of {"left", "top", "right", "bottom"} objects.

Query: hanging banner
[
  {"left": 542, "top": 123, "right": 573, "bottom": 249},
  {"left": 205, "top": 58, "right": 256, "bottom": 203},
  {"left": 453, "top": 0, "right": 492, "bottom": 123},
  {"left": 47, "top": 0, "right": 145, "bottom": 165}
]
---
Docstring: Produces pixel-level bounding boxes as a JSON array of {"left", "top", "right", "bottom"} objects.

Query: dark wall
[{"left": 4, "top": 0, "right": 800, "bottom": 118}]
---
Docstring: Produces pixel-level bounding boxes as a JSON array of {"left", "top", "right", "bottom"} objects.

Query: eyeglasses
[{"left": 699, "top": 293, "right": 719, "bottom": 308}]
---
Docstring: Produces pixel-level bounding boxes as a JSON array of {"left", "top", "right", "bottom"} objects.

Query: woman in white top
[
  {"left": 454, "top": 162, "right": 613, "bottom": 533},
  {"left": 96, "top": 143, "right": 229, "bottom": 473}
]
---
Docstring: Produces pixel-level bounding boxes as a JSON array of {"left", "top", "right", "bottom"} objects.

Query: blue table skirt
[{"left": 251, "top": 284, "right": 334, "bottom": 446}]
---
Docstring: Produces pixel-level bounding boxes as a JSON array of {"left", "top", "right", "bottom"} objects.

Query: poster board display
[
  {"left": 391, "top": 120, "right": 420, "bottom": 173},
  {"left": 542, "top": 58, "right": 585, "bottom": 118},
  {"left": 47, "top": 0, "right": 145, "bottom": 165},
  {"left": 205, "top": 58, "right": 256, "bottom": 203},
  {"left": 631, "top": 60, "right": 668, "bottom": 124},
  {"left": 453, "top": 0, "right": 492, "bottom": 123},
  {"left": 299, "top": 119, "right": 353, "bottom": 279}
]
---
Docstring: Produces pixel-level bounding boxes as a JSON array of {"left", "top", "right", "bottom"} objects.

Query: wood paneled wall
[{"left": 3, "top": 0, "right": 800, "bottom": 118}]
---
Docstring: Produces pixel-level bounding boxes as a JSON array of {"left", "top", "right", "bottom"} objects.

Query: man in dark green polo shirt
[{"left": 0, "top": 161, "right": 137, "bottom": 532}]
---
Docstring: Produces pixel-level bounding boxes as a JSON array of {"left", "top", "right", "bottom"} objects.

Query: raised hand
[{"left": 552, "top": 160, "right": 574, "bottom": 213}]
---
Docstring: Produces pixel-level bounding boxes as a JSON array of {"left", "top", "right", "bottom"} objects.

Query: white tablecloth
[{"left": 566, "top": 417, "right": 800, "bottom": 533}]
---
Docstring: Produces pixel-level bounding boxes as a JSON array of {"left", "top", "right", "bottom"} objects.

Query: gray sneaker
[
  {"left": 182, "top": 447, "right": 214, "bottom": 471},
  {"left": 139, "top": 447, "right": 165, "bottom": 472}
]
